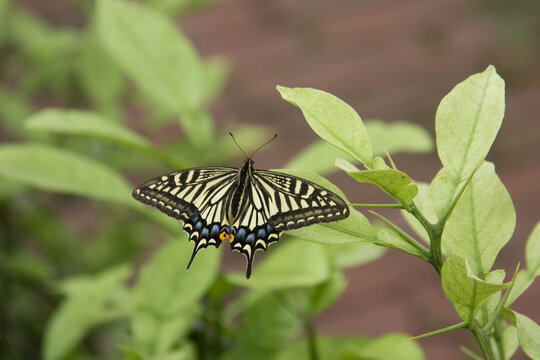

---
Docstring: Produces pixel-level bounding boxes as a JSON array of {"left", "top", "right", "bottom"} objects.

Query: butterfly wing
[
  {"left": 228, "top": 170, "right": 350, "bottom": 276},
  {"left": 132, "top": 167, "right": 237, "bottom": 267}
]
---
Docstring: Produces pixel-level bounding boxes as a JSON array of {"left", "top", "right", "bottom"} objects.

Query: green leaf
[
  {"left": 505, "top": 310, "right": 540, "bottom": 360},
  {"left": 441, "top": 162, "right": 515, "bottom": 276},
  {"left": 326, "top": 242, "right": 386, "bottom": 269},
  {"left": 0, "top": 143, "right": 133, "bottom": 206},
  {"left": 97, "top": 0, "right": 204, "bottom": 112},
  {"left": 307, "top": 270, "right": 347, "bottom": 315},
  {"left": 490, "top": 324, "right": 519, "bottom": 360},
  {"left": 238, "top": 291, "right": 302, "bottom": 350},
  {"left": 277, "top": 86, "right": 373, "bottom": 166},
  {"left": 226, "top": 239, "right": 330, "bottom": 289},
  {"left": 441, "top": 256, "right": 509, "bottom": 322},
  {"left": 273, "top": 169, "right": 377, "bottom": 244},
  {"left": 132, "top": 237, "right": 219, "bottom": 354},
  {"left": 337, "top": 160, "right": 418, "bottom": 209},
  {"left": 0, "top": 87, "right": 33, "bottom": 138},
  {"left": 76, "top": 27, "right": 124, "bottom": 118},
  {"left": 436, "top": 65, "right": 505, "bottom": 179},
  {"left": 178, "top": 107, "right": 214, "bottom": 149},
  {"left": 26, "top": 109, "right": 153, "bottom": 152},
  {"left": 43, "top": 265, "right": 133, "bottom": 360},
  {"left": 275, "top": 336, "right": 368, "bottom": 360},
  {"left": 342, "top": 333, "right": 425, "bottom": 360},
  {"left": 284, "top": 120, "right": 432, "bottom": 175}
]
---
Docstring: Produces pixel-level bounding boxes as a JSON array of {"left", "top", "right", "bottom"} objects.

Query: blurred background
[{"left": 2, "top": 0, "right": 539, "bottom": 359}]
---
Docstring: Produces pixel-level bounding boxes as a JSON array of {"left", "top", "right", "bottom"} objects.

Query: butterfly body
[{"left": 133, "top": 158, "right": 349, "bottom": 278}]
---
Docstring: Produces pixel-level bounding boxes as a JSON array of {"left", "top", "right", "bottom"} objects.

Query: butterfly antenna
[
  {"left": 248, "top": 133, "right": 278, "bottom": 159},
  {"left": 229, "top": 132, "right": 249, "bottom": 160}
]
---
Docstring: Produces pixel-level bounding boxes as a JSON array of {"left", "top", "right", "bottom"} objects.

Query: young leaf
[
  {"left": 401, "top": 183, "right": 437, "bottom": 244},
  {"left": 43, "top": 265, "right": 133, "bottom": 360},
  {"left": 26, "top": 109, "right": 152, "bottom": 153},
  {"left": 435, "top": 65, "right": 505, "bottom": 180},
  {"left": 97, "top": 0, "right": 204, "bottom": 112},
  {"left": 277, "top": 86, "right": 373, "bottom": 166},
  {"left": 441, "top": 162, "right": 515, "bottom": 277},
  {"left": 340, "top": 168, "right": 418, "bottom": 210},
  {"left": 441, "top": 256, "right": 509, "bottom": 322},
  {"left": 132, "top": 237, "right": 219, "bottom": 354},
  {"left": 342, "top": 333, "right": 425, "bottom": 360},
  {"left": 0, "top": 144, "right": 133, "bottom": 206}
]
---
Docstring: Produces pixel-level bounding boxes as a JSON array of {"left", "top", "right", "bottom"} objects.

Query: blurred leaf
[
  {"left": 366, "top": 120, "right": 433, "bottom": 155},
  {"left": 490, "top": 324, "right": 519, "bottom": 360},
  {"left": 147, "top": 0, "right": 222, "bottom": 17},
  {"left": 10, "top": 8, "right": 78, "bottom": 62},
  {"left": 526, "top": 222, "right": 540, "bottom": 277},
  {"left": 285, "top": 120, "right": 432, "bottom": 175},
  {"left": 26, "top": 108, "right": 153, "bottom": 153},
  {"left": 307, "top": 270, "right": 347, "bottom": 315},
  {"left": 97, "top": 0, "right": 204, "bottom": 113},
  {"left": 507, "top": 222, "right": 540, "bottom": 305},
  {"left": 275, "top": 336, "right": 368, "bottom": 360},
  {"left": 337, "top": 158, "right": 418, "bottom": 209},
  {"left": 342, "top": 333, "right": 425, "bottom": 360},
  {"left": 504, "top": 310, "right": 540, "bottom": 360},
  {"left": 226, "top": 239, "right": 330, "bottom": 289},
  {"left": 277, "top": 86, "right": 373, "bottom": 167},
  {"left": 441, "top": 162, "right": 515, "bottom": 276},
  {"left": 238, "top": 291, "right": 302, "bottom": 350},
  {"left": 0, "top": 0, "right": 9, "bottom": 47},
  {"left": 0, "top": 87, "right": 33, "bottom": 138},
  {"left": 432, "top": 66, "right": 505, "bottom": 218},
  {"left": 43, "top": 265, "right": 133, "bottom": 360},
  {"left": 0, "top": 143, "right": 133, "bottom": 206},
  {"left": 132, "top": 237, "right": 219, "bottom": 354},
  {"left": 0, "top": 251, "right": 53, "bottom": 284},
  {"left": 208, "top": 124, "right": 272, "bottom": 165},
  {"left": 76, "top": 27, "right": 124, "bottom": 119},
  {"left": 178, "top": 107, "right": 214, "bottom": 149},
  {"left": 326, "top": 242, "right": 386, "bottom": 269},
  {"left": 441, "top": 256, "right": 509, "bottom": 322},
  {"left": 201, "top": 57, "right": 229, "bottom": 105}
]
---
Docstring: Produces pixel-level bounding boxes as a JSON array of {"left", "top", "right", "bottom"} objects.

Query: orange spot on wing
[{"left": 229, "top": 234, "right": 235, "bottom": 243}]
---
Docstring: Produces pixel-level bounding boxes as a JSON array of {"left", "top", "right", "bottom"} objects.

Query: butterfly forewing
[{"left": 252, "top": 170, "right": 349, "bottom": 231}]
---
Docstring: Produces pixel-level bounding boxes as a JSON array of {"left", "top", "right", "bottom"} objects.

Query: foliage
[{"left": 0, "top": 1, "right": 538, "bottom": 360}]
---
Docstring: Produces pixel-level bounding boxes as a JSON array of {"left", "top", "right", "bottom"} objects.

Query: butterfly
[{"left": 132, "top": 137, "right": 350, "bottom": 278}]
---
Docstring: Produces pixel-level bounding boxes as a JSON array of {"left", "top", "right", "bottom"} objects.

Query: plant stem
[
  {"left": 305, "top": 319, "right": 320, "bottom": 360},
  {"left": 470, "top": 325, "right": 495, "bottom": 360},
  {"left": 411, "top": 322, "right": 467, "bottom": 340}
]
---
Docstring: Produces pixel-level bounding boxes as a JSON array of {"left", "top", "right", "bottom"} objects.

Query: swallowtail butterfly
[{"left": 133, "top": 137, "right": 350, "bottom": 278}]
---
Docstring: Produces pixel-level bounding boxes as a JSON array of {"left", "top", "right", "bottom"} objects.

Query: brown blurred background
[{"left": 18, "top": 0, "right": 540, "bottom": 358}]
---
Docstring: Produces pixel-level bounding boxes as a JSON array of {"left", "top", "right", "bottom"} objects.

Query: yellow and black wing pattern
[{"left": 133, "top": 160, "right": 349, "bottom": 278}]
